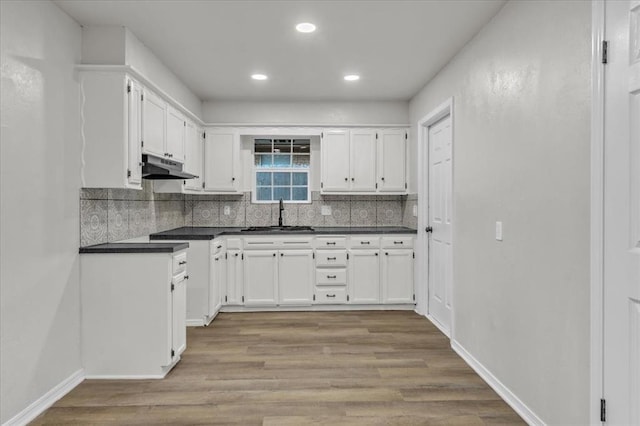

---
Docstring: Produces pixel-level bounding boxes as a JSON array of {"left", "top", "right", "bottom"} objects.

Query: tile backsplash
[{"left": 80, "top": 181, "right": 418, "bottom": 247}]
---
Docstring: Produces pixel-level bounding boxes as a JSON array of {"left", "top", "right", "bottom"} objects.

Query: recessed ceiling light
[
  {"left": 296, "top": 22, "right": 316, "bottom": 33},
  {"left": 344, "top": 74, "right": 360, "bottom": 81},
  {"left": 251, "top": 74, "right": 268, "bottom": 80}
]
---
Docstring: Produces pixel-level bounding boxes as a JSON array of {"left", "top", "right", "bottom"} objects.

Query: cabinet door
[
  {"left": 142, "top": 89, "right": 166, "bottom": 157},
  {"left": 279, "top": 250, "right": 313, "bottom": 305},
  {"left": 243, "top": 251, "right": 278, "bottom": 306},
  {"left": 348, "top": 250, "right": 381, "bottom": 304},
  {"left": 166, "top": 106, "right": 185, "bottom": 163},
  {"left": 210, "top": 253, "right": 225, "bottom": 315},
  {"left": 225, "top": 250, "right": 243, "bottom": 305},
  {"left": 321, "top": 129, "right": 350, "bottom": 191},
  {"left": 127, "top": 78, "right": 143, "bottom": 186},
  {"left": 204, "top": 130, "right": 240, "bottom": 192},
  {"left": 184, "top": 123, "right": 202, "bottom": 191},
  {"left": 350, "top": 129, "right": 377, "bottom": 192},
  {"left": 378, "top": 129, "right": 407, "bottom": 192},
  {"left": 171, "top": 275, "right": 187, "bottom": 360},
  {"left": 381, "top": 249, "right": 414, "bottom": 304}
]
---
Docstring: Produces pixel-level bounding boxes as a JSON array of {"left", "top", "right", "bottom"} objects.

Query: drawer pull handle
[
  {"left": 326, "top": 294, "right": 336, "bottom": 298},
  {"left": 216, "top": 245, "right": 222, "bottom": 249},
  {"left": 326, "top": 242, "right": 336, "bottom": 245},
  {"left": 360, "top": 241, "right": 370, "bottom": 245},
  {"left": 179, "top": 261, "right": 187, "bottom": 265},
  {"left": 327, "top": 275, "right": 337, "bottom": 279},
  {"left": 393, "top": 241, "right": 404, "bottom": 245},
  {"left": 327, "top": 257, "right": 337, "bottom": 261}
]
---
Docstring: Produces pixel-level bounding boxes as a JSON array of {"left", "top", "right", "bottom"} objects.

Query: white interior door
[
  {"left": 602, "top": 1, "right": 640, "bottom": 424},
  {"left": 427, "top": 114, "right": 452, "bottom": 335}
]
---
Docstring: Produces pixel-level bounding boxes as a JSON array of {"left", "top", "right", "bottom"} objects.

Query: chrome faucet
[{"left": 278, "top": 198, "right": 284, "bottom": 227}]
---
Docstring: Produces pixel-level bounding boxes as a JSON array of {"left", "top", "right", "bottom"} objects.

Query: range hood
[{"left": 142, "top": 154, "right": 198, "bottom": 180}]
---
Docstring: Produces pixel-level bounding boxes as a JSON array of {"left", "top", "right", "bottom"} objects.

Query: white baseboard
[
  {"left": 3, "top": 369, "right": 84, "bottom": 426},
  {"left": 220, "top": 304, "right": 415, "bottom": 313},
  {"left": 186, "top": 318, "right": 205, "bottom": 327},
  {"left": 451, "top": 340, "right": 545, "bottom": 426},
  {"left": 83, "top": 374, "right": 165, "bottom": 380},
  {"left": 425, "top": 313, "right": 450, "bottom": 338}
]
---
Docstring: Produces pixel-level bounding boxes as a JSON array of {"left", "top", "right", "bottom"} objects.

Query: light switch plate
[
  {"left": 321, "top": 205, "right": 332, "bottom": 216},
  {"left": 223, "top": 205, "right": 231, "bottom": 216},
  {"left": 495, "top": 221, "right": 503, "bottom": 241}
]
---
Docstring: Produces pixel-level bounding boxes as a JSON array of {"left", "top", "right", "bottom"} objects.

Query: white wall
[
  {"left": 409, "top": 1, "right": 590, "bottom": 424},
  {"left": 80, "top": 26, "right": 203, "bottom": 119},
  {"left": 203, "top": 100, "right": 409, "bottom": 125},
  {"left": 0, "top": 1, "right": 83, "bottom": 423}
]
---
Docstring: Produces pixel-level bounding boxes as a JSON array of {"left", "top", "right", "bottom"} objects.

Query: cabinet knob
[
  {"left": 273, "top": 253, "right": 276, "bottom": 257},
  {"left": 375, "top": 252, "right": 379, "bottom": 256},
  {"left": 381, "top": 177, "right": 385, "bottom": 181},
  {"left": 344, "top": 177, "right": 348, "bottom": 181},
  {"left": 232, "top": 177, "right": 235, "bottom": 181},
  {"left": 280, "top": 253, "right": 284, "bottom": 256},
  {"left": 234, "top": 253, "right": 238, "bottom": 257},
  {"left": 385, "top": 252, "right": 389, "bottom": 256},
  {"left": 351, "top": 177, "right": 354, "bottom": 181}
]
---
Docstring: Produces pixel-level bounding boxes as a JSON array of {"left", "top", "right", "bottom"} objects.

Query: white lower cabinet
[
  {"left": 381, "top": 249, "right": 415, "bottom": 304},
  {"left": 210, "top": 251, "right": 225, "bottom": 315},
  {"left": 225, "top": 249, "right": 244, "bottom": 305},
  {"left": 348, "top": 249, "right": 381, "bottom": 304},
  {"left": 279, "top": 250, "right": 314, "bottom": 305},
  {"left": 80, "top": 249, "right": 187, "bottom": 378},
  {"left": 243, "top": 250, "right": 278, "bottom": 306}
]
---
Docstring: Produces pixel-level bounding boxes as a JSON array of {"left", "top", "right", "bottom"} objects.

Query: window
[{"left": 253, "top": 138, "right": 311, "bottom": 203}]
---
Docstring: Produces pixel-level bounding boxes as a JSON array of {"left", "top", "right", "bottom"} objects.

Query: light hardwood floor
[{"left": 32, "top": 311, "right": 524, "bottom": 425}]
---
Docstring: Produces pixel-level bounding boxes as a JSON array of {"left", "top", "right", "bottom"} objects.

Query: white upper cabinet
[
  {"left": 378, "top": 129, "right": 407, "bottom": 192},
  {"left": 321, "top": 129, "right": 350, "bottom": 191},
  {"left": 183, "top": 121, "right": 203, "bottom": 191},
  {"left": 203, "top": 129, "right": 241, "bottom": 193},
  {"left": 350, "top": 129, "right": 377, "bottom": 192},
  {"left": 321, "top": 128, "right": 407, "bottom": 194},
  {"left": 127, "top": 78, "right": 144, "bottom": 187},
  {"left": 142, "top": 89, "right": 167, "bottom": 158},
  {"left": 79, "top": 71, "right": 143, "bottom": 189},
  {"left": 166, "top": 105, "right": 186, "bottom": 163}
]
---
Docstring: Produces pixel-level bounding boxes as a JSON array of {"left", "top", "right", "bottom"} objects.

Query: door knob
[{"left": 425, "top": 226, "right": 433, "bottom": 233}]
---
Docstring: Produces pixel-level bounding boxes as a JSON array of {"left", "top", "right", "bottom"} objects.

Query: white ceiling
[{"left": 55, "top": 0, "right": 505, "bottom": 102}]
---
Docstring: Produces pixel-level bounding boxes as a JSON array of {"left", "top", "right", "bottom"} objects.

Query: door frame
[
  {"left": 417, "top": 97, "right": 454, "bottom": 339},
  {"left": 590, "top": 1, "right": 605, "bottom": 424}
]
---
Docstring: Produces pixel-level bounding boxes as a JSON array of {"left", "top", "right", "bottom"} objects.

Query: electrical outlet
[
  {"left": 321, "top": 205, "right": 332, "bottom": 216},
  {"left": 412, "top": 205, "right": 418, "bottom": 217},
  {"left": 495, "top": 221, "right": 503, "bottom": 241},
  {"left": 223, "top": 205, "right": 231, "bottom": 216}
]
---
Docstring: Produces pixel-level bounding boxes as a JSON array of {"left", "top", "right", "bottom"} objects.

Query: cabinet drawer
[
  {"left": 211, "top": 239, "right": 225, "bottom": 255},
  {"left": 315, "top": 237, "right": 347, "bottom": 249},
  {"left": 381, "top": 236, "right": 414, "bottom": 249},
  {"left": 314, "top": 287, "right": 347, "bottom": 304},
  {"left": 226, "top": 238, "right": 241, "bottom": 250},
  {"left": 315, "top": 250, "right": 347, "bottom": 267},
  {"left": 349, "top": 236, "right": 381, "bottom": 249},
  {"left": 172, "top": 251, "right": 188, "bottom": 274},
  {"left": 277, "top": 237, "right": 313, "bottom": 249},
  {"left": 243, "top": 238, "right": 277, "bottom": 250},
  {"left": 315, "top": 268, "right": 347, "bottom": 286}
]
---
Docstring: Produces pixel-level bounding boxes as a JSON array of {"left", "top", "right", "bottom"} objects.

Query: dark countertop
[
  {"left": 80, "top": 242, "right": 190, "bottom": 254},
  {"left": 150, "top": 226, "right": 417, "bottom": 241}
]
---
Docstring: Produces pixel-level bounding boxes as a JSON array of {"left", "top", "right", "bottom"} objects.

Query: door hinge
[
  {"left": 405, "top": 183, "right": 408, "bottom": 189},
  {"left": 347, "top": 295, "right": 350, "bottom": 302},
  {"left": 141, "top": 93, "right": 144, "bottom": 101},
  {"left": 127, "top": 83, "right": 131, "bottom": 93},
  {"left": 241, "top": 253, "right": 244, "bottom": 260},
  {"left": 376, "top": 133, "right": 378, "bottom": 139},
  {"left": 312, "top": 252, "right": 315, "bottom": 259},
  {"left": 600, "top": 399, "right": 606, "bottom": 422},
  {"left": 225, "top": 252, "right": 228, "bottom": 259},
  {"left": 127, "top": 169, "right": 131, "bottom": 178},
  {"left": 602, "top": 40, "right": 609, "bottom": 64},
  {"left": 171, "top": 283, "right": 175, "bottom": 291},
  {"left": 242, "top": 296, "right": 244, "bottom": 303},
  {"left": 321, "top": 132, "right": 324, "bottom": 139},
  {"left": 375, "top": 183, "right": 378, "bottom": 189},
  {"left": 321, "top": 182, "right": 324, "bottom": 189},
  {"left": 347, "top": 253, "right": 349, "bottom": 260},
  {"left": 225, "top": 295, "right": 228, "bottom": 302},
  {"left": 203, "top": 132, "right": 206, "bottom": 139},
  {"left": 141, "top": 140, "right": 144, "bottom": 148},
  {"left": 313, "top": 294, "right": 316, "bottom": 301},
  {"left": 405, "top": 132, "right": 408, "bottom": 140},
  {"left": 413, "top": 294, "right": 415, "bottom": 301},
  {"left": 202, "top": 182, "right": 205, "bottom": 189},
  {"left": 184, "top": 121, "right": 186, "bottom": 127},
  {"left": 171, "top": 349, "right": 175, "bottom": 358}
]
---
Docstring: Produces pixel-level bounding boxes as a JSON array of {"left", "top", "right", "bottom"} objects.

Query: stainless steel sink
[{"left": 241, "top": 226, "right": 314, "bottom": 232}]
